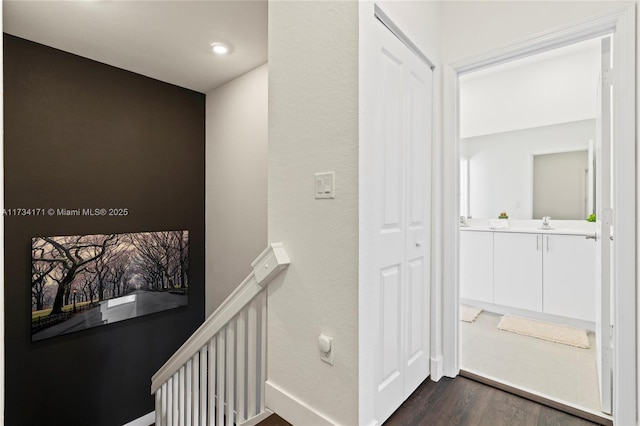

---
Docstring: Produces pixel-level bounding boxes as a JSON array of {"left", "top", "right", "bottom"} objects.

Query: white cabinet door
[
  {"left": 543, "top": 234, "right": 596, "bottom": 322},
  {"left": 459, "top": 231, "right": 493, "bottom": 303},
  {"left": 494, "top": 233, "right": 543, "bottom": 311}
]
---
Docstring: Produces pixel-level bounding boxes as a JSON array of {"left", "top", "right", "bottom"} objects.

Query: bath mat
[
  {"left": 497, "top": 315, "right": 589, "bottom": 349},
  {"left": 460, "top": 305, "right": 482, "bottom": 323}
]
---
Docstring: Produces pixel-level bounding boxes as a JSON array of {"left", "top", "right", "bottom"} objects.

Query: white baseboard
[
  {"left": 430, "top": 355, "right": 444, "bottom": 381},
  {"left": 265, "top": 381, "right": 336, "bottom": 426},
  {"left": 122, "top": 411, "right": 154, "bottom": 426}
]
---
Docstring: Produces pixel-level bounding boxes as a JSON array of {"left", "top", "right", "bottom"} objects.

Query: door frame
[{"left": 441, "top": 5, "right": 636, "bottom": 424}]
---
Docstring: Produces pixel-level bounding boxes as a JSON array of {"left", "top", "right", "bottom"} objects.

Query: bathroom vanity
[{"left": 460, "top": 221, "right": 597, "bottom": 326}]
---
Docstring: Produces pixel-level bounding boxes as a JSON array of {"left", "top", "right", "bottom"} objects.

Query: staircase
[{"left": 151, "top": 243, "right": 290, "bottom": 426}]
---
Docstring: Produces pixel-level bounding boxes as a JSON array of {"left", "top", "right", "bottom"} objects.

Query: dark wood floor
[
  {"left": 258, "top": 413, "right": 292, "bottom": 426},
  {"left": 385, "top": 376, "right": 601, "bottom": 426},
  {"left": 260, "top": 376, "right": 602, "bottom": 426}
]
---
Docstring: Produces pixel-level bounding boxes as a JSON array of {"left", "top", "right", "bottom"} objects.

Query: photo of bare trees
[{"left": 31, "top": 230, "right": 189, "bottom": 341}]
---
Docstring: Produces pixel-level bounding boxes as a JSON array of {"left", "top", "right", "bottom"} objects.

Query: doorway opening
[
  {"left": 442, "top": 5, "right": 636, "bottom": 425},
  {"left": 457, "top": 35, "right": 612, "bottom": 420}
]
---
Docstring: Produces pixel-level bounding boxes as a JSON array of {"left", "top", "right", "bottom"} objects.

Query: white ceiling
[{"left": 3, "top": 0, "right": 268, "bottom": 94}]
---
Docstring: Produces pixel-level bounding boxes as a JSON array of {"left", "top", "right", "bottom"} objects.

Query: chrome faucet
[
  {"left": 540, "top": 216, "right": 553, "bottom": 230},
  {"left": 460, "top": 216, "right": 469, "bottom": 227}
]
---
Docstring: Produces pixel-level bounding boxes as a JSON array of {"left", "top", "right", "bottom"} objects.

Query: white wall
[
  {"left": 460, "top": 39, "right": 600, "bottom": 138},
  {"left": 461, "top": 119, "right": 594, "bottom": 219},
  {"left": 205, "top": 64, "right": 268, "bottom": 316},
  {"left": 267, "top": 2, "right": 359, "bottom": 425}
]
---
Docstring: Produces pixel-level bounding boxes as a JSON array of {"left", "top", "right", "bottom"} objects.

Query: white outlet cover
[{"left": 319, "top": 334, "right": 334, "bottom": 365}]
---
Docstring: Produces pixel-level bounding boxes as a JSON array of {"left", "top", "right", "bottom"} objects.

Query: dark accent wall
[{"left": 4, "top": 34, "right": 205, "bottom": 425}]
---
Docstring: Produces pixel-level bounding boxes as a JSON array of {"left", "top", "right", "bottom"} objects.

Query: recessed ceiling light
[{"left": 211, "top": 43, "right": 229, "bottom": 55}]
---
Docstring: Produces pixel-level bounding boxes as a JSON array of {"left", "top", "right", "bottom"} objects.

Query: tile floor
[{"left": 460, "top": 311, "right": 602, "bottom": 413}]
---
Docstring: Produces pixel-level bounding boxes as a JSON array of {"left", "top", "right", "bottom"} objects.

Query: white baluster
[
  {"left": 227, "top": 320, "right": 236, "bottom": 426},
  {"left": 155, "top": 387, "right": 163, "bottom": 426},
  {"left": 260, "top": 292, "right": 267, "bottom": 412},
  {"left": 162, "top": 382, "right": 168, "bottom": 426},
  {"left": 247, "top": 299, "right": 258, "bottom": 417},
  {"left": 236, "top": 310, "right": 247, "bottom": 423},
  {"left": 173, "top": 372, "right": 179, "bottom": 426},
  {"left": 167, "top": 377, "right": 173, "bottom": 426},
  {"left": 200, "top": 345, "right": 207, "bottom": 426},
  {"left": 179, "top": 367, "right": 185, "bottom": 426},
  {"left": 217, "top": 332, "right": 226, "bottom": 426},
  {"left": 208, "top": 339, "right": 216, "bottom": 425},
  {"left": 186, "top": 360, "right": 192, "bottom": 426},
  {"left": 193, "top": 352, "right": 200, "bottom": 426}
]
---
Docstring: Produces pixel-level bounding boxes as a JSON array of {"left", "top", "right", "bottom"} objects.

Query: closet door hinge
[
  {"left": 602, "top": 208, "right": 614, "bottom": 226},
  {"left": 610, "top": 324, "right": 614, "bottom": 347},
  {"left": 602, "top": 69, "right": 613, "bottom": 88}
]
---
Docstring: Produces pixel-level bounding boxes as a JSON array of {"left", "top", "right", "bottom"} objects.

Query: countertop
[{"left": 460, "top": 225, "right": 595, "bottom": 237}]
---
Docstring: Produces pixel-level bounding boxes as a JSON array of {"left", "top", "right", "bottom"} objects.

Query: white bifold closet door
[{"left": 371, "top": 18, "right": 433, "bottom": 424}]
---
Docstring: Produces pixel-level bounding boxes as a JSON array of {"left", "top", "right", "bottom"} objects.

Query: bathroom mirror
[
  {"left": 459, "top": 120, "right": 596, "bottom": 220},
  {"left": 532, "top": 148, "right": 593, "bottom": 219}
]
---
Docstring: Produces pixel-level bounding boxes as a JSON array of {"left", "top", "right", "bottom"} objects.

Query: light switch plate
[{"left": 315, "top": 172, "right": 335, "bottom": 199}]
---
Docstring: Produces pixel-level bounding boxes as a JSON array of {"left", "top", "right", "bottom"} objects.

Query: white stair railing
[{"left": 151, "top": 243, "right": 290, "bottom": 426}]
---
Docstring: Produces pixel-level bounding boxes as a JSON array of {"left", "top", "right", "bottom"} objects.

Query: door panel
[
  {"left": 404, "top": 256, "right": 428, "bottom": 395},
  {"left": 407, "top": 259, "right": 424, "bottom": 359},
  {"left": 403, "top": 51, "right": 432, "bottom": 399},
  {"left": 373, "top": 26, "right": 407, "bottom": 421},
  {"left": 379, "top": 265, "right": 402, "bottom": 391},
  {"left": 372, "top": 17, "right": 432, "bottom": 424},
  {"left": 381, "top": 47, "right": 404, "bottom": 229}
]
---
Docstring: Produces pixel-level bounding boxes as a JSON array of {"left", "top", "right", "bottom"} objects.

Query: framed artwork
[{"left": 31, "top": 230, "right": 189, "bottom": 341}]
